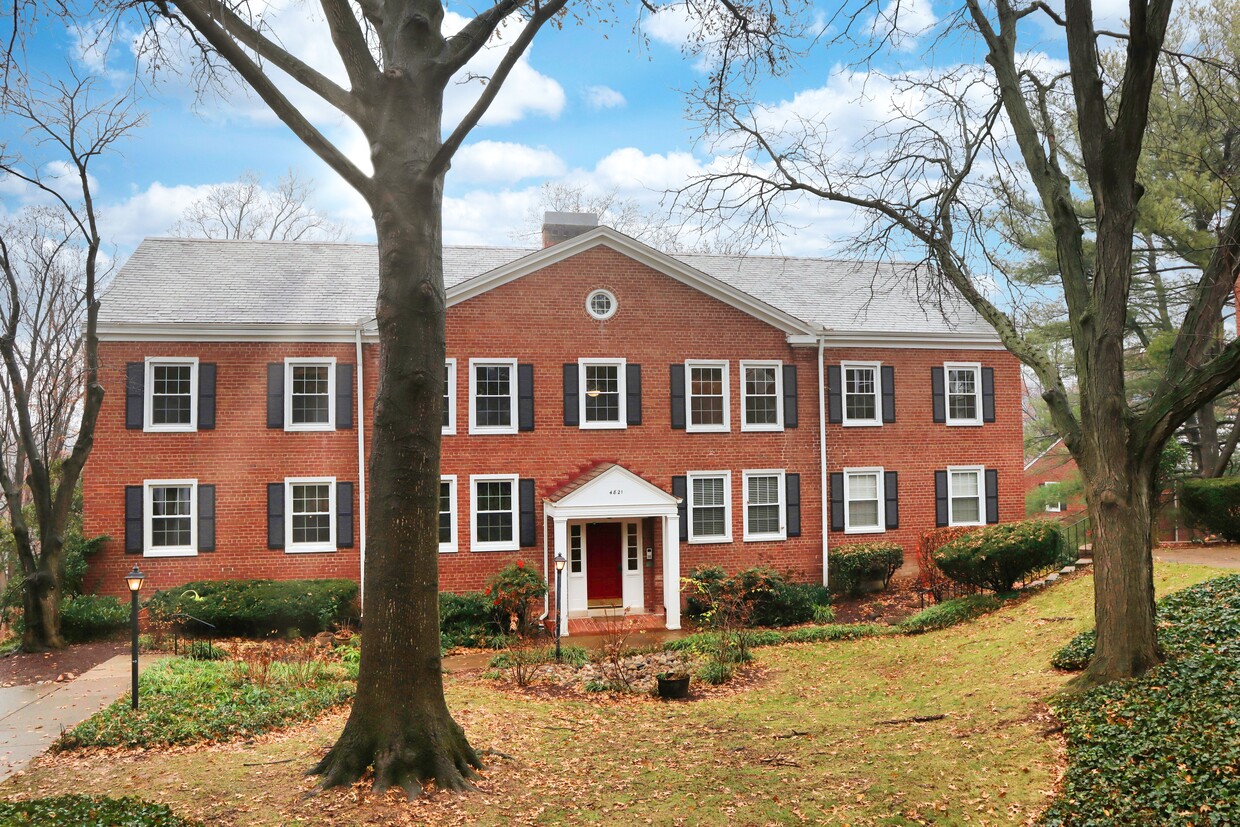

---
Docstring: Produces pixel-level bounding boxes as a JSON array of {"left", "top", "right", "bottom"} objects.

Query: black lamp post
[
  {"left": 554, "top": 552, "right": 567, "bottom": 663},
  {"left": 124, "top": 565, "right": 145, "bottom": 710}
]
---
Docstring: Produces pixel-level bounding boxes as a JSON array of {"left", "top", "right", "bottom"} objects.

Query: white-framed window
[
  {"left": 443, "top": 359, "right": 457, "bottom": 436},
  {"left": 686, "top": 360, "right": 730, "bottom": 432},
  {"left": 144, "top": 479, "right": 197, "bottom": 557},
  {"left": 842, "top": 361, "right": 882, "bottom": 427},
  {"left": 948, "top": 466, "right": 985, "bottom": 526},
  {"left": 285, "top": 477, "right": 337, "bottom": 553},
  {"left": 470, "top": 473, "right": 519, "bottom": 552},
  {"left": 579, "top": 357, "right": 627, "bottom": 429},
  {"left": 468, "top": 359, "right": 518, "bottom": 435},
  {"left": 740, "top": 361, "right": 782, "bottom": 432},
  {"left": 569, "top": 523, "right": 583, "bottom": 573},
  {"left": 945, "top": 363, "right": 982, "bottom": 426},
  {"left": 687, "top": 470, "right": 732, "bottom": 543},
  {"left": 743, "top": 470, "right": 785, "bottom": 541},
  {"left": 284, "top": 357, "right": 336, "bottom": 431},
  {"left": 1042, "top": 481, "right": 1065, "bottom": 514},
  {"left": 586, "top": 288, "right": 618, "bottom": 321},
  {"left": 625, "top": 522, "right": 641, "bottom": 573},
  {"left": 144, "top": 357, "right": 198, "bottom": 433},
  {"left": 439, "top": 475, "right": 458, "bottom": 553},
  {"left": 843, "top": 468, "right": 885, "bottom": 534}
]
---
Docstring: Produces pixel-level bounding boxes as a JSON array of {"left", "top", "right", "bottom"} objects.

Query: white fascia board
[{"left": 98, "top": 323, "right": 380, "bottom": 343}]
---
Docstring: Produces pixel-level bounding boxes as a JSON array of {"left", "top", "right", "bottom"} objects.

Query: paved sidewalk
[
  {"left": 1155, "top": 545, "right": 1240, "bottom": 570},
  {"left": 0, "top": 654, "right": 138, "bottom": 783}
]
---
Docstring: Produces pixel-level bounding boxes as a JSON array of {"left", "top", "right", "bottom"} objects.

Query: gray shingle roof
[{"left": 99, "top": 236, "right": 997, "bottom": 339}]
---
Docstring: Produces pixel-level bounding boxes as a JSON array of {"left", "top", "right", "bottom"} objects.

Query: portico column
[
  {"left": 554, "top": 517, "right": 570, "bottom": 638},
  {"left": 663, "top": 514, "right": 681, "bottom": 630}
]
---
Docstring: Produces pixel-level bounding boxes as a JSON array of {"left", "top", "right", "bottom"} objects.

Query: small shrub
[
  {"left": 915, "top": 526, "right": 977, "bottom": 602},
  {"left": 0, "top": 795, "right": 203, "bottom": 827},
  {"left": 439, "top": 591, "right": 500, "bottom": 648},
  {"left": 1051, "top": 630, "right": 1096, "bottom": 671},
  {"left": 899, "top": 594, "right": 1002, "bottom": 634},
  {"left": 828, "top": 542, "right": 904, "bottom": 596},
  {"left": 145, "top": 579, "right": 359, "bottom": 637},
  {"left": 61, "top": 594, "right": 129, "bottom": 642},
  {"left": 684, "top": 566, "right": 830, "bottom": 627},
  {"left": 486, "top": 561, "right": 548, "bottom": 635},
  {"left": 933, "top": 520, "right": 1061, "bottom": 593},
  {"left": 698, "top": 661, "right": 734, "bottom": 685},
  {"left": 812, "top": 603, "right": 836, "bottom": 624},
  {"left": 1180, "top": 477, "right": 1240, "bottom": 542}
]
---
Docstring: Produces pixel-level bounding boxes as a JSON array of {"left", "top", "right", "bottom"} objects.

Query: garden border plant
[
  {"left": 933, "top": 519, "right": 1062, "bottom": 594},
  {"left": 827, "top": 542, "right": 904, "bottom": 597}
]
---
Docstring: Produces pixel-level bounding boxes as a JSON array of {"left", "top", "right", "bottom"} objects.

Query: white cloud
[
  {"left": 452, "top": 142, "right": 565, "bottom": 184},
  {"left": 584, "top": 85, "right": 626, "bottom": 110},
  {"left": 443, "top": 187, "right": 543, "bottom": 246},
  {"left": 644, "top": 5, "right": 699, "bottom": 49},
  {"left": 868, "top": 0, "right": 938, "bottom": 51},
  {"left": 591, "top": 148, "right": 704, "bottom": 194}
]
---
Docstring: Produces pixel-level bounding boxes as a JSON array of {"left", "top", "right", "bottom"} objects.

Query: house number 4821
[{"left": 609, "top": 489, "right": 623, "bottom": 495}]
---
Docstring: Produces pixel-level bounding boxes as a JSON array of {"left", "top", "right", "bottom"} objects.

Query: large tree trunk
[
  {"left": 310, "top": 80, "right": 481, "bottom": 795},
  {"left": 20, "top": 568, "right": 65, "bottom": 651}
]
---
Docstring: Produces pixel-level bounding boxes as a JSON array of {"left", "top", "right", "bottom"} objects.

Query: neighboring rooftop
[{"left": 98, "top": 231, "right": 997, "bottom": 340}]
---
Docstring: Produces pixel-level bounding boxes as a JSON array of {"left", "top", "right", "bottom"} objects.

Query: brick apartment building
[{"left": 83, "top": 214, "right": 1024, "bottom": 633}]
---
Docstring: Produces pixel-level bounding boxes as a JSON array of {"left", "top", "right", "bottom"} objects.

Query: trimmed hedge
[
  {"left": 684, "top": 566, "right": 831, "bottom": 628},
  {"left": 828, "top": 542, "right": 904, "bottom": 596},
  {"left": 61, "top": 594, "right": 129, "bottom": 642},
  {"left": 146, "top": 579, "right": 359, "bottom": 636},
  {"left": 934, "top": 520, "right": 1060, "bottom": 593},
  {"left": 1179, "top": 476, "right": 1240, "bottom": 542},
  {"left": 0, "top": 795, "right": 203, "bottom": 826},
  {"left": 898, "top": 594, "right": 1002, "bottom": 634},
  {"left": 440, "top": 591, "right": 504, "bottom": 649}
]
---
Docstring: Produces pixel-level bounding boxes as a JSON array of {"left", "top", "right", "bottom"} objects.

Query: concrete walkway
[
  {"left": 1155, "top": 544, "right": 1240, "bottom": 570},
  {"left": 0, "top": 655, "right": 138, "bottom": 782}
]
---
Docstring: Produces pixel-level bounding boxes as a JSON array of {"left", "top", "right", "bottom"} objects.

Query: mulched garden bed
[
  {"left": 0, "top": 639, "right": 127, "bottom": 687},
  {"left": 830, "top": 579, "right": 928, "bottom": 625}
]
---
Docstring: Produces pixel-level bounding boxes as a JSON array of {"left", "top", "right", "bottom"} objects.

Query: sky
[{"left": 6, "top": 0, "right": 1132, "bottom": 263}]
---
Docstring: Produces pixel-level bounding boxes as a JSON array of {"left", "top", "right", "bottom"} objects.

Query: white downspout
[
  {"left": 355, "top": 322, "right": 368, "bottom": 615},
  {"left": 818, "top": 335, "right": 829, "bottom": 590},
  {"left": 538, "top": 506, "right": 550, "bottom": 624}
]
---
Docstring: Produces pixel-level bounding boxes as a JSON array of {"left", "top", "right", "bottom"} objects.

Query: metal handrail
[{"left": 167, "top": 612, "right": 218, "bottom": 659}]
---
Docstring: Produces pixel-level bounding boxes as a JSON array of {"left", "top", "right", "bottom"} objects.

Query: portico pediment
[{"left": 544, "top": 463, "right": 680, "bottom": 520}]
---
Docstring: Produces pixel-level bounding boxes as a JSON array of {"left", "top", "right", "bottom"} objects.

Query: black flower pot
[{"left": 656, "top": 673, "right": 691, "bottom": 700}]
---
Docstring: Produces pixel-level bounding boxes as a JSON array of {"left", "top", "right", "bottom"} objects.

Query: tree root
[{"left": 308, "top": 720, "right": 484, "bottom": 799}]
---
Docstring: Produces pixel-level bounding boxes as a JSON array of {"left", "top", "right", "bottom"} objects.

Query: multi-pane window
[
  {"left": 843, "top": 363, "right": 880, "bottom": 425},
  {"left": 472, "top": 475, "right": 517, "bottom": 550},
  {"left": 569, "top": 523, "right": 583, "bottom": 573},
  {"left": 439, "top": 476, "right": 457, "bottom": 552},
  {"left": 469, "top": 360, "right": 516, "bottom": 434},
  {"left": 741, "top": 362, "right": 781, "bottom": 430},
  {"left": 443, "top": 359, "right": 456, "bottom": 435},
  {"left": 288, "top": 480, "right": 334, "bottom": 550},
  {"left": 687, "top": 361, "right": 729, "bottom": 432},
  {"left": 949, "top": 467, "right": 984, "bottom": 525},
  {"left": 688, "top": 472, "right": 731, "bottom": 542},
  {"left": 844, "top": 469, "right": 883, "bottom": 533},
  {"left": 285, "top": 359, "right": 335, "bottom": 430},
  {"left": 744, "top": 471, "right": 785, "bottom": 540},
  {"left": 1042, "top": 481, "right": 1065, "bottom": 513},
  {"left": 144, "top": 358, "right": 197, "bottom": 432},
  {"left": 625, "top": 523, "right": 640, "bottom": 573},
  {"left": 581, "top": 359, "right": 625, "bottom": 427},
  {"left": 946, "top": 364, "right": 981, "bottom": 425},
  {"left": 147, "top": 482, "right": 195, "bottom": 554}
]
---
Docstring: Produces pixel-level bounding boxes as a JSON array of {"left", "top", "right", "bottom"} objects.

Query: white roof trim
[
  {"left": 1024, "top": 437, "right": 1065, "bottom": 472},
  {"left": 97, "top": 323, "right": 379, "bottom": 343},
  {"left": 544, "top": 464, "right": 680, "bottom": 521},
  {"left": 446, "top": 226, "right": 818, "bottom": 336}
]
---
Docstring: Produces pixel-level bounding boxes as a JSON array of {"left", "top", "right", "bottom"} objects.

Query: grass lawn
[{"left": 1, "top": 562, "right": 1226, "bottom": 827}]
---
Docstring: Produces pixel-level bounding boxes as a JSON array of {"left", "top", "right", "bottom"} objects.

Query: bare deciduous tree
[
  {"left": 170, "top": 169, "right": 346, "bottom": 241},
  {"left": 0, "top": 72, "right": 140, "bottom": 651}
]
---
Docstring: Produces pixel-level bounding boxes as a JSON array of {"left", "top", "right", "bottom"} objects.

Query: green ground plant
[
  {"left": 0, "top": 795, "right": 202, "bottom": 826},
  {"left": 827, "top": 542, "right": 904, "bottom": 596}
]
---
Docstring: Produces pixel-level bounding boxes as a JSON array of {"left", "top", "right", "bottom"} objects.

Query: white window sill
[
  {"left": 472, "top": 542, "right": 519, "bottom": 553},
  {"left": 285, "top": 423, "right": 335, "bottom": 433},
  {"left": 841, "top": 420, "right": 883, "bottom": 428},
  {"left": 743, "top": 532, "right": 787, "bottom": 542},
  {"left": 442, "top": 428, "right": 456, "bottom": 437},
  {"left": 580, "top": 421, "right": 627, "bottom": 430},
  {"left": 740, "top": 423, "right": 783, "bottom": 433},
  {"left": 843, "top": 526, "right": 885, "bottom": 535},
  {"left": 687, "top": 535, "right": 732, "bottom": 545},
  {"left": 143, "top": 424, "right": 197, "bottom": 434},
  {"left": 468, "top": 427, "right": 518, "bottom": 436},
  {"left": 286, "top": 544, "right": 336, "bottom": 554},
  {"left": 686, "top": 424, "right": 730, "bottom": 434},
  {"left": 144, "top": 547, "right": 197, "bottom": 558},
  {"left": 948, "top": 520, "right": 984, "bottom": 528},
  {"left": 945, "top": 420, "right": 983, "bottom": 427},
  {"left": 439, "top": 546, "right": 458, "bottom": 554}
]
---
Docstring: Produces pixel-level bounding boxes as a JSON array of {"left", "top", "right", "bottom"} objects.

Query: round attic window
[{"left": 586, "top": 289, "right": 617, "bottom": 320}]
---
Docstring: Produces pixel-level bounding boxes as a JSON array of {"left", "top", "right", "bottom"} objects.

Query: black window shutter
[
  {"left": 337, "top": 481, "right": 354, "bottom": 548},
  {"left": 267, "top": 483, "right": 285, "bottom": 549},
  {"left": 626, "top": 363, "right": 642, "bottom": 425},
  {"left": 829, "top": 472, "right": 844, "bottom": 532},
  {"left": 336, "top": 363, "right": 354, "bottom": 429},
  {"left": 782, "top": 365, "right": 798, "bottom": 428},
  {"left": 785, "top": 473, "right": 801, "bottom": 537},
  {"left": 267, "top": 363, "right": 284, "bottom": 429},
  {"left": 562, "top": 364, "right": 579, "bottom": 426},
  {"left": 931, "top": 367, "right": 946, "bottom": 423},
  {"left": 124, "top": 486, "right": 143, "bottom": 553},
  {"left": 198, "top": 485, "right": 216, "bottom": 552},
  {"left": 198, "top": 363, "right": 216, "bottom": 430},
  {"left": 982, "top": 367, "right": 996, "bottom": 423},
  {"left": 518, "top": 479, "right": 536, "bottom": 547},
  {"left": 670, "top": 365, "right": 686, "bottom": 429},
  {"left": 125, "top": 363, "right": 144, "bottom": 430},
  {"left": 881, "top": 366, "right": 896, "bottom": 423},
  {"left": 884, "top": 471, "right": 899, "bottom": 529},
  {"left": 517, "top": 364, "right": 535, "bottom": 431},
  {"left": 985, "top": 469, "right": 999, "bottom": 523},
  {"left": 671, "top": 476, "right": 688, "bottom": 541},
  {"left": 827, "top": 365, "right": 842, "bottom": 424},
  {"left": 935, "top": 470, "right": 948, "bottom": 527}
]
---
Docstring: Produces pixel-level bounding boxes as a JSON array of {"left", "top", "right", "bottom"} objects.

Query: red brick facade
[{"left": 84, "top": 242, "right": 1024, "bottom": 614}]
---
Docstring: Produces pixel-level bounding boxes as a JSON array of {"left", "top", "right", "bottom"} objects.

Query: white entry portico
[{"left": 543, "top": 463, "right": 682, "bottom": 637}]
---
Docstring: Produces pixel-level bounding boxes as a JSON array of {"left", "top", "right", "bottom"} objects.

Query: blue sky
[{"left": 7, "top": 0, "right": 1125, "bottom": 262}]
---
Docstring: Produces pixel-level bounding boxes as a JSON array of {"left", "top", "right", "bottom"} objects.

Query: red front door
[{"left": 586, "top": 522, "right": 623, "bottom": 601}]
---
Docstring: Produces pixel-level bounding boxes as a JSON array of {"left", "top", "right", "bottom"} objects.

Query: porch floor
[{"left": 565, "top": 612, "right": 667, "bottom": 636}]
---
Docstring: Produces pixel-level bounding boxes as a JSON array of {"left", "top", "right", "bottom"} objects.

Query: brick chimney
[{"left": 542, "top": 212, "right": 599, "bottom": 248}]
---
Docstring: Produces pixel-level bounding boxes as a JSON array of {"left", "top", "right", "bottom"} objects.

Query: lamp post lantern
[
  {"left": 124, "top": 566, "right": 145, "bottom": 710},
  {"left": 553, "top": 552, "right": 567, "bottom": 663}
]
